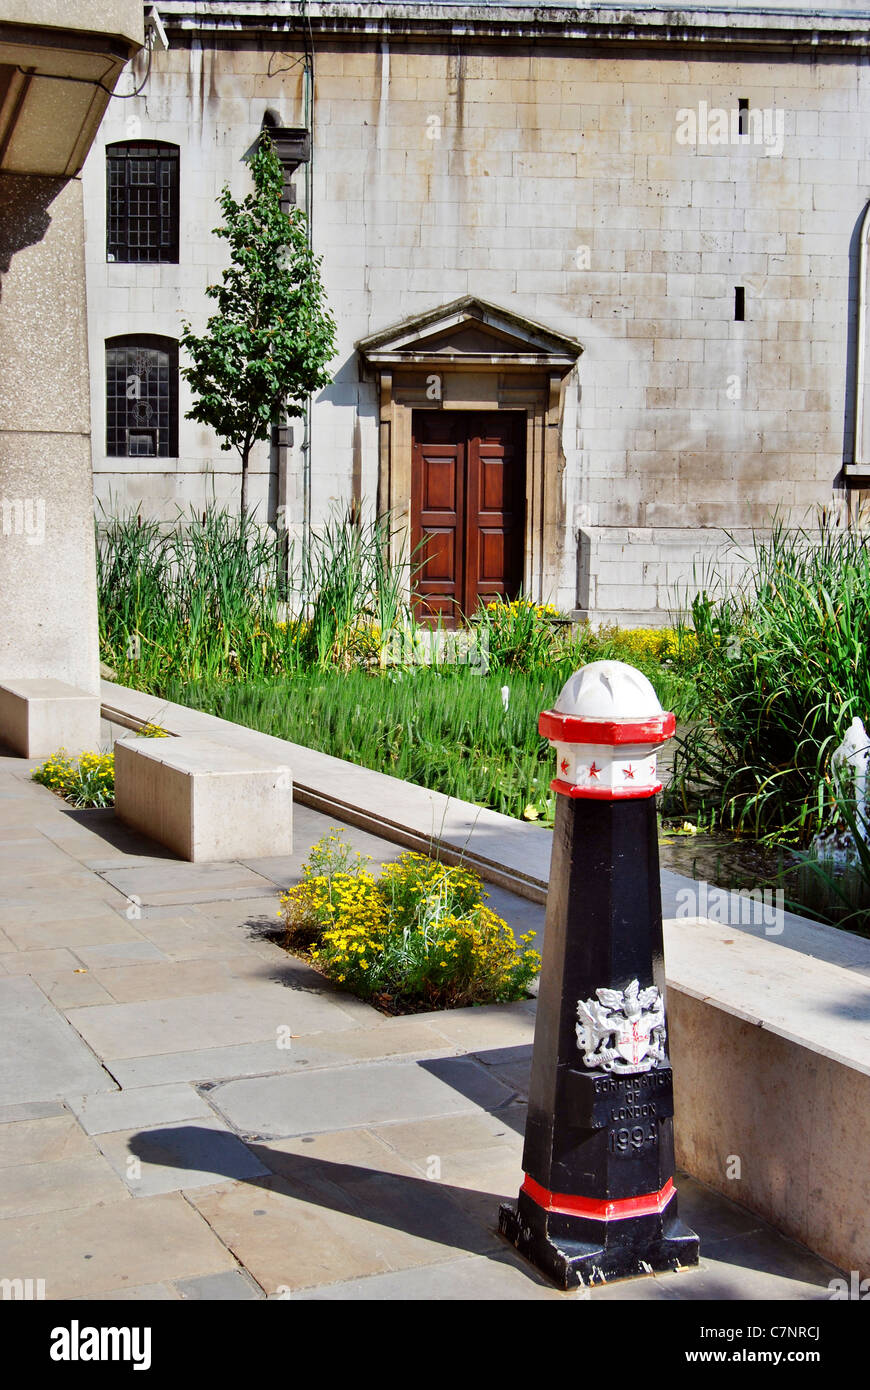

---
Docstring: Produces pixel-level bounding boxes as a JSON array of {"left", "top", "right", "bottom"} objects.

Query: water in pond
[{"left": 657, "top": 829, "right": 795, "bottom": 894}]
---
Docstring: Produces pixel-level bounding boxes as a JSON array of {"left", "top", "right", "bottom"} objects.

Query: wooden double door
[{"left": 411, "top": 410, "right": 526, "bottom": 626}]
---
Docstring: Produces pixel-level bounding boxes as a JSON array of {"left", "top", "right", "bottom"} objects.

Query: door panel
[
  {"left": 423, "top": 456, "right": 458, "bottom": 511},
  {"left": 411, "top": 426, "right": 464, "bottom": 623},
  {"left": 466, "top": 411, "right": 525, "bottom": 613},
  {"left": 412, "top": 410, "right": 525, "bottom": 625},
  {"left": 479, "top": 529, "right": 505, "bottom": 581}
]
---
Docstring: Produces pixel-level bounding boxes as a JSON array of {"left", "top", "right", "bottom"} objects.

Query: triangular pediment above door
[{"left": 356, "top": 296, "right": 583, "bottom": 370}]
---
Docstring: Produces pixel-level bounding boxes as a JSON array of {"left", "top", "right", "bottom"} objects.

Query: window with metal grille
[
  {"left": 106, "top": 142, "right": 179, "bottom": 263},
  {"left": 105, "top": 336, "right": 178, "bottom": 458}
]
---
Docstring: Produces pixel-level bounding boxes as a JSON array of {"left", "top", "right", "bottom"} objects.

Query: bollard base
[{"left": 498, "top": 1188, "right": 699, "bottom": 1291}]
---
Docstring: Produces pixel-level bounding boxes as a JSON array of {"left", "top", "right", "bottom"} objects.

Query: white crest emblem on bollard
[{"left": 576, "top": 980, "right": 667, "bottom": 1074}]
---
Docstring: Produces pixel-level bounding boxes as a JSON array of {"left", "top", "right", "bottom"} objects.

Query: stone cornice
[{"left": 154, "top": 3, "right": 870, "bottom": 55}]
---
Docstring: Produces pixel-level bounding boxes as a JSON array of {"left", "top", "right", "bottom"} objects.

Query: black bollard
[{"left": 499, "top": 660, "right": 700, "bottom": 1289}]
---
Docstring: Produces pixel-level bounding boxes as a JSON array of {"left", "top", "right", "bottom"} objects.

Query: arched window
[
  {"left": 106, "top": 141, "right": 179, "bottom": 263},
  {"left": 105, "top": 336, "right": 178, "bottom": 458}
]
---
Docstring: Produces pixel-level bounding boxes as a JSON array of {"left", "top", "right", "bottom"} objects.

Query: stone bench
[
  {"left": 0, "top": 678, "right": 100, "bottom": 758},
  {"left": 114, "top": 734, "right": 293, "bottom": 862}
]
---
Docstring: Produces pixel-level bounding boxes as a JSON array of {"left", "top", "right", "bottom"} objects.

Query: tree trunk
[{"left": 240, "top": 446, "right": 250, "bottom": 521}]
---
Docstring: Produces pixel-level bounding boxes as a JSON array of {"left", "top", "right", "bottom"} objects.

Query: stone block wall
[{"left": 81, "top": 6, "right": 870, "bottom": 621}]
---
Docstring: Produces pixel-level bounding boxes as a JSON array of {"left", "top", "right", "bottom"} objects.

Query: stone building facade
[{"left": 82, "top": 2, "right": 870, "bottom": 624}]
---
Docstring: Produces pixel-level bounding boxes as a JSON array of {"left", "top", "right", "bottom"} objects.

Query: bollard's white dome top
[{"left": 554, "top": 660, "right": 664, "bottom": 721}]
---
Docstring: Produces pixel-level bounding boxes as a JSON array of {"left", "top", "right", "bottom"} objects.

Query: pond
[{"left": 657, "top": 827, "right": 795, "bottom": 895}]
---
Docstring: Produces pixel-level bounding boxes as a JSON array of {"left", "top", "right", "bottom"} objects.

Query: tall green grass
[
  {"left": 97, "top": 503, "right": 415, "bottom": 687},
  {"left": 97, "top": 503, "right": 291, "bottom": 685},
  {"left": 670, "top": 513, "right": 870, "bottom": 844}
]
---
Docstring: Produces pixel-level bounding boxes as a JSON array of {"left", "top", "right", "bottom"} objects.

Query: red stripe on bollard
[
  {"left": 550, "top": 777, "right": 663, "bottom": 800},
  {"left": 521, "top": 1174, "right": 677, "bottom": 1222},
  {"left": 538, "top": 710, "right": 676, "bottom": 744}
]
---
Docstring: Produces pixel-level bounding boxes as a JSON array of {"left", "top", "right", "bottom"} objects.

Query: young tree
[{"left": 181, "top": 134, "right": 336, "bottom": 518}]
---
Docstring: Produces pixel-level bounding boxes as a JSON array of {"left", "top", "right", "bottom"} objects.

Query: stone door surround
[{"left": 357, "top": 296, "right": 582, "bottom": 605}]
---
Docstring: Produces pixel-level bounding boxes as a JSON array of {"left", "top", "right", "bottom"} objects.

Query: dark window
[
  {"left": 106, "top": 336, "right": 178, "bottom": 458},
  {"left": 106, "top": 142, "right": 179, "bottom": 263},
  {"left": 734, "top": 286, "right": 745, "bottom": 322},
  {"left": 737, "top": 99, "right": 749, "bottom": 137}
]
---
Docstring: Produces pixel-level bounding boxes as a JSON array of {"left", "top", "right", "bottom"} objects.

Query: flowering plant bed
[
  {"left": 278, "top": 830, "right": 541, "bottom": 1014},
  {"left": 32, "top": 749, "right": 116, "bottom": 807},
  {"left": 32, "top": 725, "right": 168, "bottom": 808}
]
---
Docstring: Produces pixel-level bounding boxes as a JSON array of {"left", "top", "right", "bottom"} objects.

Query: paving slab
[
  {"left": 0, "top": 1100, "right": 67, "bottom": 1124},
  {"left": 0, "top": 895, "right": 131, "bottom": 932},
  {"left": 0, "top": 838, "right": 91, "bottom": 874},
  {"left": 3, "top": 915, "right": 145, "bottom": 952},
  {"left": 174, "top": 1270, "right": 264, "bottom": 1300},
  {"left": 0, "top": 867, "right": 101, "bottom": 895},
  {"left": 74, "top": 1282, "right": 180, "bottom": 1301},
  {"left": 130, "top": 919, "right": 277, "bottom": 961},
  {"left": 286, "top": 1251, "right": 578, "bottom": 1301},
  {"left": 95, "top": 1117, "right": 271, "bottom": 1196},
  {"left": 425, "top": 1002, "right": 537, "bottom": 1052},
  {"left": 100, "top": 862, "right": 278, "bottom": 908},
  {"left": 0, "top": 1114, "right": 95, "bottom": 1167},
  {"left": 0, "top": 977, "right": 117, "bottom": 1106},
  {"left": 372, "top": 1109, "right": 524, "bottom": 1169},
  {"left": 0, "top": 948, "right": 82, "bottom": 977},
  {"left": 109, "top": 1041, "right": 334, "bottom": 1090},
  {"left": 187, "top": 1176, "right": 407, "bottom": 1296},
  {"left": 188, "top": 1145, "right": 501, "bottom": 1297},
  {"left": 100, "top": 1016, "right": 460, "bottom": 1088},
  {"left": 66, "top": 984, "right": 364, "bottom": 1061},
  {"left": 0, "top": 1192, "right": 237, "bottom": 1298},
  {"left": 675, "top": 1172, "right": 768, "bottom": 1244},
  {"left": 73, "top": 941, "right": 169, "bottom": 967},
  {"left": 68, "top": 1083, "right": 214, "bottom": 1136},
  {"left": 201, "top": 1017, "right": 461, "bottom": 1073},
  {"left": 208, "top": 1056, "right": 516, "bottom": 1140},
  {"left": 31, "top": 968, "right": 116, "bottom": 1008},
  {"left": 0, "top": 1154, "right": 129, "bottom": 1219},
  {"left": 91, "top": 959, "right": 255, "bottom": 1004},
  {"left": 175, "top": 896, "right": 284, "bottom": 926},
  {"left": 469, "top": 1042, "right": 533, "bottom": 1095},
  {"left": 589, "top": 1237, "right": 841, "bottom": 1302}
]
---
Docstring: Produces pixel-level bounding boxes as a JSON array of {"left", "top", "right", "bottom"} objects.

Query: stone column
[{"left": 0, "top": 173, "right": 100, "bottom": 695}]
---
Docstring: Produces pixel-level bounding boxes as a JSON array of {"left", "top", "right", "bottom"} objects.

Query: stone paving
[{"left": 0, "top": 743, "right": 846, "bottom": 1301}]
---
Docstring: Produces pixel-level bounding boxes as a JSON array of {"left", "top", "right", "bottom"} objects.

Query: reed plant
[
  {"left": 670, "top": 513, "right": 870, "bottom": 845},
  {"left": 97, "top": 503, "right": 417, "bottom": 686}
]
